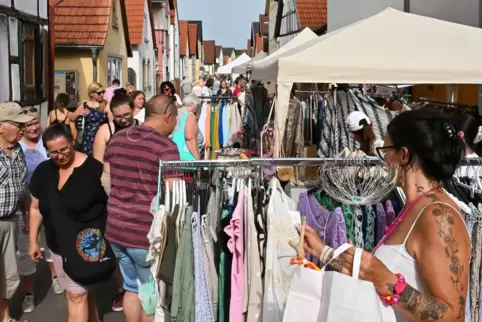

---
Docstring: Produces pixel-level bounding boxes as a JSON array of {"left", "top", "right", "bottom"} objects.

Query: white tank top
[{"left": 373, "top": 201, "right": 468, "bottom": 321}]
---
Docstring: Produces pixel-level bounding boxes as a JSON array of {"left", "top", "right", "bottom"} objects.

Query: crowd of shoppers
[{"left": 4, "top": 75, "right": 479, "bottom": 322}]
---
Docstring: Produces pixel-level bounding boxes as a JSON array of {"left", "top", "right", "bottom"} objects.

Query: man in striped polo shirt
[{"left": 103, "top": 95, "right": 180, "bottom": 321}]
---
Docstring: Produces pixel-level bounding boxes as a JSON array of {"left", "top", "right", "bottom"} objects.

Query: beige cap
[{"left": 0, "top": 102, "right": 35, "bottom": 123}]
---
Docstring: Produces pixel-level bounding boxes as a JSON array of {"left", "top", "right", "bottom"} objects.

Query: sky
[{"left": 177, "top": 0, "right": 265, "bottom": 49}]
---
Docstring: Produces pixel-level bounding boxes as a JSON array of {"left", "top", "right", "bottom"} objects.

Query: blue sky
[{"left": 177, "top": 0, "right": 265, "bottom": 49}]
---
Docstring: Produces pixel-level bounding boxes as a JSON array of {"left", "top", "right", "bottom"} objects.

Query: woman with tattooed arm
[{"left": 304, "top": 107, "right": 470, "bottom": 321}]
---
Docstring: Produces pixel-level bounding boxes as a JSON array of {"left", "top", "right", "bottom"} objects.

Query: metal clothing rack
[{"left": 155, "top": 157, "right": 482, "bottom": 210}]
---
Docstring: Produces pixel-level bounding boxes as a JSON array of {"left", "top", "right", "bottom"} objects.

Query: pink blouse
[{"left": 224, "top": 190, "right": 245, "bottom": 322}]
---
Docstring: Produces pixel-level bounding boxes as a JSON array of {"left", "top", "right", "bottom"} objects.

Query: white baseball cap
[{"left": 346, "top": 111, "right": 371, "bottom": 132}]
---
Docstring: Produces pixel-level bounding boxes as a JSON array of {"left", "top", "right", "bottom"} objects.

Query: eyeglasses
[
  {"left": 113, "top": 111, "right": 133, "bottom": 121},
  {"left": 48, "top": 146, "right": 71, "bottom": 158},
  {"left": 375, "top": 146, "right": 398, "bottom": 160},
  {"left": 162, "top": 87, "right": 171, "bottom": 92},
  {"left": 96, "top": 90, "right": 105, "bottom": 95}
]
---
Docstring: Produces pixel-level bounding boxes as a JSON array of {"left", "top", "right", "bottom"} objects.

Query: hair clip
[
  {"left": 443, "top": 123, "right": 456, "bottom": 139},
  {"left": 474, "top": 126, "right": 482, "bottom": 144}
]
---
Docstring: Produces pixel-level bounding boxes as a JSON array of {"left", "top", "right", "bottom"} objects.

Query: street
[{"left": 10, "top": 261, "right": 124, "bottom": 322}]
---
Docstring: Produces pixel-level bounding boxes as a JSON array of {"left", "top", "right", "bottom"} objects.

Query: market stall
[
  {"left": 250, "top": 27, "right": 317, "bottom": 81},
  {"left": 259, "top": 8, "right": 482, "bottom": 156},
  {"left": 216, "top": 53, "right": 251, "bottom": 74},
  {"left": 231, "top": 51, "right": 267, "bottom": 74}
]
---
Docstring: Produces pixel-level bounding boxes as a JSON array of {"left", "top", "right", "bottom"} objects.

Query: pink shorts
[{"left": 51, "top": 253, "right": 88, "bottom": 294}]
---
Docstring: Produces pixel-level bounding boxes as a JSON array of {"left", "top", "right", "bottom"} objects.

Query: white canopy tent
[
  {"left": 231, "top": 51, "right": 267, "bottom": 74},
  {"left": 217, "top": 53, "right": 251, "bottom": 74},
  {"left": 250, "top": 28, "right": 318, "bottom": 81},
  {"left": 271, "top": 8, "right": 482, "bottom": 156}
]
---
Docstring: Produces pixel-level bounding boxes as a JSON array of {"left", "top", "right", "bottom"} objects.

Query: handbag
[
  {"left": 46, "top": 177, "right": 116, "bottom": 286},
  {"left": 283, "top": 243, "right": 396, "bottom": 322}
]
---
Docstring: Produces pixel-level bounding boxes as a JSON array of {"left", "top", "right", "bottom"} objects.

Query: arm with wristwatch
[{"left": 303, "top": 202, "right": 469, "bottom": 322}]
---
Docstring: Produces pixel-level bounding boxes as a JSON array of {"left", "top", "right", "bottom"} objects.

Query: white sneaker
[
  {"left": 22, "top": 294, "right": 35, "bottom": 313},
  {"left": 52, "top": 278, "right": 65, "bottom": 294}
]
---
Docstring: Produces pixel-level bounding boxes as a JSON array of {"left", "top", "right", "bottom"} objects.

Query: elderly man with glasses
[{"left": 0, "top": 102, "right": 34, "bottom": 322}]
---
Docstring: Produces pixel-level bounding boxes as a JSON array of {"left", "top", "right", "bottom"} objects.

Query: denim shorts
[{"left": 110, "top": 243, "right": 152, "bottom": 293}]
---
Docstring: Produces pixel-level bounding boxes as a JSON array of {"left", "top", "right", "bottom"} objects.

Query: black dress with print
[{"left": 76, "top": 102, "right": 107, "bottom": 156}]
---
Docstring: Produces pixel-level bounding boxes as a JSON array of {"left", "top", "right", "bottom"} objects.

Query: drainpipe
[
  {"left": 91, "top": 48, "right": 99, "bottom": 82},
  {"left": 49, "top": 0, "right": 65, "bottom": 111}
]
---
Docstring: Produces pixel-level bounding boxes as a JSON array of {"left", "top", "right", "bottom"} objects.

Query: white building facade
[
  {"left": 0, "top": 0, "right": 49, "bottom": 125},
  {"left": 127, "top": 0, "right": 156, "bottom": 99}
]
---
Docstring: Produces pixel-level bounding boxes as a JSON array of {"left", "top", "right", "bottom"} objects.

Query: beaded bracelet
[{"left": 380, "top": 273, "right": 407, "bottom": 306}]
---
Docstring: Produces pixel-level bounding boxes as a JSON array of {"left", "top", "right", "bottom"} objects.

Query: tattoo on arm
[
  {"left": 399, "top": 284, "right": 448, "bottom": 320},
  {"left": 391, "top": 201, "right": 466, "bottom": 320},
  {"left": 432, "top": 203, "right": 466, "bottom": 318}
]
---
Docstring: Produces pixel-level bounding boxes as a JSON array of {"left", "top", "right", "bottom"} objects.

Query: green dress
[{"left": 171, "top": 206, "right": 195, "bottom": 322}]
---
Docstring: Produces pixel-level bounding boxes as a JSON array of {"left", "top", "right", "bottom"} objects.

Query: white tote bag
[{"left": 283, "top": 244, "right": 396, "bottom": 322}]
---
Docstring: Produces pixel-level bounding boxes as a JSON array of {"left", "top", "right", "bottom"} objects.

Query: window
[
  {"left": 128, "top": 68, "right": 136, "bottom": 88},
  {"left": 107, "top": 56, "right": 122, "bottom": 85}
]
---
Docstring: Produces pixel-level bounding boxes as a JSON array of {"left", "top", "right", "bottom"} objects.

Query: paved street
[{"left": 9, "top": 261, "right": 124, "bottom": 322}]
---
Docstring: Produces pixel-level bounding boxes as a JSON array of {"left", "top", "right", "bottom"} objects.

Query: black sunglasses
[
  {"left": 21, "top": 107, "right": 38, "bottom": 114},
  {"left": 375, "top": 146, "right": 398, "bottom": 160},
  {"left": 96, "top": 90, "right": 105, "bottom": 95}
]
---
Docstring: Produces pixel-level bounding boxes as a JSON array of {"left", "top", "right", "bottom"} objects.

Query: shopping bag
[
  {"left": 283, "top": 244, "right": 396, "bottom": 322},
  {"left": 319, "top": 248, "right": 397, "bottom": 322},
  {"left": 282, "top": 243, "right": 352, "bottom": 322}
]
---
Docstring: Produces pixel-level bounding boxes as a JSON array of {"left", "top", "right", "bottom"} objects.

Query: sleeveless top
[
  {"left": 374, "top": 201, "right": 468, "bottom": 321},
  {"left": 50, "top": 109, "right": 71, "bottom": 125},
  {"left": 172, "top": 112, "right": 196, "bottom": 161}
]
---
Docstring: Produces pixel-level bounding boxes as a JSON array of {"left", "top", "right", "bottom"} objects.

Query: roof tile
[
  {"left": 125, "top": 0, "right": 145, "bottom": 44},
  {"left": 53, "top": 0, "right": 112, "bottom": 46},
  {"left": 188, "top": 23, "right": 197, "bottom": 56},
  {"left": 179, "top": 20, "right": 188, "bottom": 56},
  {"left": 296, "top": 0, "right": 327, "bottom": 29},
  {"left": 203, "top": 40, "right": 215, "bottom": 65}
]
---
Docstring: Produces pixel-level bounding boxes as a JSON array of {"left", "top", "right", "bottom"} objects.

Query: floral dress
[{"left": 76, "top": 102, "right": 107, "bottom": 156}]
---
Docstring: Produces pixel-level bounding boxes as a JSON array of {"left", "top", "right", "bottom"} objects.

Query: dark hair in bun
[
  {"left": 111, "top": 88, "right": 134, "bottom": 110},
  {"left": 440, "top": 108, "right": 481, "bottom": 154},
  {"left": 387, "top": 106, "right": 465, "bottom": 180}
]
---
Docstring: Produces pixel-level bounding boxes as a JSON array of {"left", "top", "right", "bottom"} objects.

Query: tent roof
[
  {"left": 217, "top": 53, "right": 251, "bottom": 74},
  {"left": 250, "top": 27, "right": 318, "bottom": 81},
  {"left": 277, "top": 8, "right": 482, "bottom": 84},
  {"left": 232, "top": 51, "right": 268, "bottom": 74}
]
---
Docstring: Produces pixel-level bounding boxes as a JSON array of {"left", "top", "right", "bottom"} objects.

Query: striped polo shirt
[{"left": 104, "top": 124, "right": 181, "bottom": 249}]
